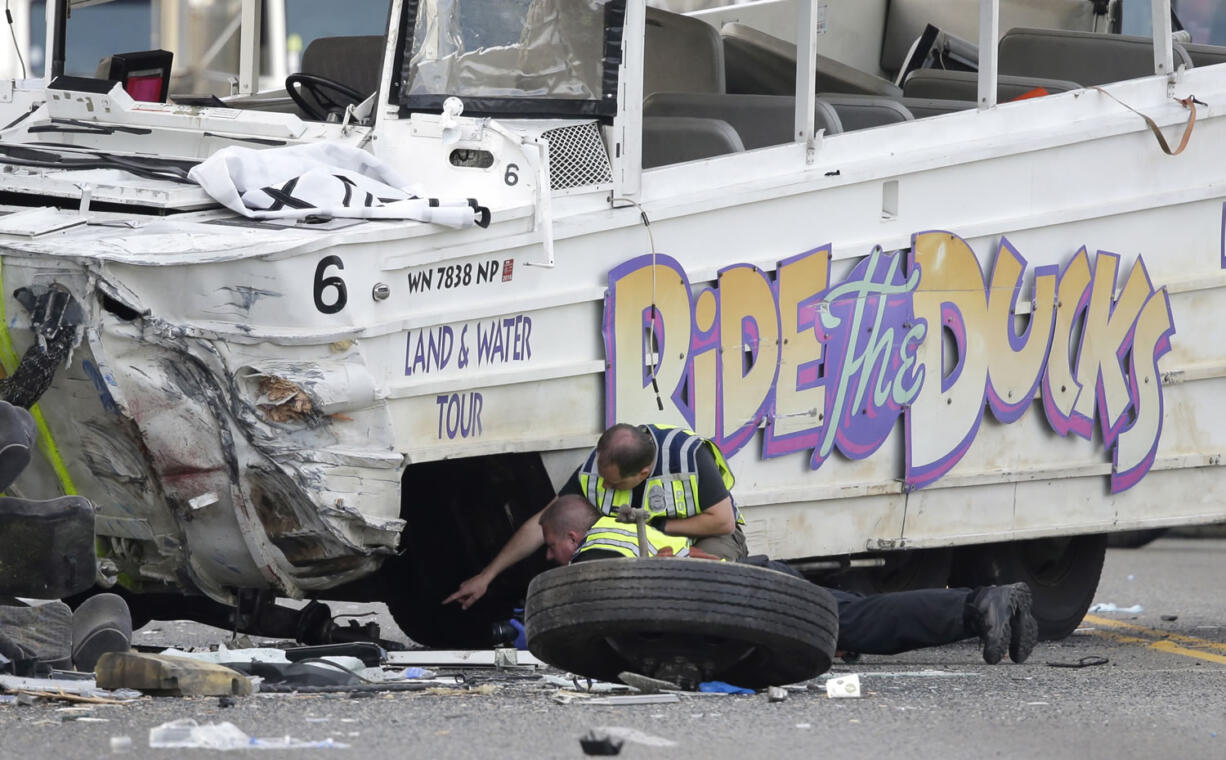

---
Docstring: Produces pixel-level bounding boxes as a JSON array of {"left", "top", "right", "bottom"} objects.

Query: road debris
[
  {"left": 95, "top": 652, "right": 252, "bottom": 697},
  {"left": 579, "top": 730, "right": 623, "bottom": 756},
  {"left": 1088, "top": 603, "right": 1144, "bottom": 613},
  {"left": 618, "top": 671, "right": 681, "bottom": 694},
  {"left": 768, "top": 686, "right": 788, "bottom": 702},
  {"left": 385, "top": 649, "right": 542, "bottom": 668},
  {"left": 595, "top": 727, "right": 677, "bottom": 748},
  {"left": 148, "top": 718, "right": 348, "bottom": 750},
  {"left": 0, "top": 673, "right": 141, "bottom": 702},
  {"left": 1046, "top": 656, "right": 1109, "bottom": 668},
  {"left": 583, "top": 694, "right": 681, "bottom": 706},
  {"left": 698, "top": 681, "right": 754, "bottom": 694},
  {"left": 542, "top": 674, "right": 632, "bottom": 693},
  {"left": 826, "top": 674, "right": 862, "bottom": 698}
]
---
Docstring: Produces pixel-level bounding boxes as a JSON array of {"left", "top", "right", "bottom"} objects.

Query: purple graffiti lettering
[{"left": 604, "top": 232, "right": 1173, "bottom": 494}]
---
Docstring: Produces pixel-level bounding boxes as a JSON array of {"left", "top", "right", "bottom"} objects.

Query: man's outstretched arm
[{"left": 442, "top": 502, "right": 550, "bottom": 610}]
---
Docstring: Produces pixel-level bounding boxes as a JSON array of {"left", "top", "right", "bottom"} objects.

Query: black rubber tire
[
  {"left": 1106, "top": 529, "right": 1167, "bottom": 549},
  {"left": 825, "top": 548, "right": 953, "bottom": 594},
  {"left": 950, "top": 534, "right": 1107, "bottom": 641},
  {"left": 525, "top": 559, "right": 838, "bottom": 689}
]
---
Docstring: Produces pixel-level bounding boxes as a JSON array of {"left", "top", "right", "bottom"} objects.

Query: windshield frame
[{"left": 396, "top": 0, "right": 626, "bottom": 122}]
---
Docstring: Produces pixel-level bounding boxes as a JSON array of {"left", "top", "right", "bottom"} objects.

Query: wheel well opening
[{"left": 379, "top": 451, "right": 556, "bottom": 647}]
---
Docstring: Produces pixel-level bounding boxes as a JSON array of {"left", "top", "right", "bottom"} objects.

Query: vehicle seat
[
  {"left": 902, "top": 68, "right": 1082, "bottom": 101},
  {"left": 815, "top": 94, "right": 913, "bottom": 131},
  {"left": 998, "top": 27, "right": 1193, "bottom": 86},
  {"left": 644, "top": 92, "right": 843, "bottom": 150},
  {"left": 644, "top": 7, "right": 725, "bottom": 97},
  {"left": 642, "top": 116, "right": 744, "bottom": 168},
  {"left": 298, "top": 35, "right": 386, "bottom": 99},
  {"left": 721, "top": 23, "right": 902, "bottom": 98}
]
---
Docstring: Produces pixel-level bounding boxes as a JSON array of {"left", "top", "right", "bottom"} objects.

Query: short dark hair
[
  {"left": 596, "top": 423, "right": 655, "bottom": 477},
  {"left": 540, "top": 494, "right": 600, "bottom": 535}
]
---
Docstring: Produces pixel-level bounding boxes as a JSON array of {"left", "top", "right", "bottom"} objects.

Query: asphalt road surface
[{"left": 2, "top": 537, "right": 1224, "bottom": 759}]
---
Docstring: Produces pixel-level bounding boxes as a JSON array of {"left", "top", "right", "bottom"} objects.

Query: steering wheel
[{"left": 285, "top": 73, "right": 366, "bottom": 121}]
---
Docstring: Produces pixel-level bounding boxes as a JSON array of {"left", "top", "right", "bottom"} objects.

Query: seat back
[
  {"left": 721, "top": 23, "right": 901, "bottom": 98},
  {"left": 998, "top": 27, "right": 1192, "bottom": 86},
  {"left": 902, "top": 68, "right": 1081, "bottom": 101},
  {"left": 642, "top": 116, "right": 745, "bottom": 168},
  {"left": 644, "top": 92, "right": 843, "bottom": 151},
  {"left": 299, "top": 35, "right": 386, "bottom": 96},
  {"left": 644, "top": 7, "right": 725, "bottom": 97},
  {"left": 815, "top": 94, "right": 913, "bottom": 131},
  {"left": 897, "top": 96, "right": 975, "bottom": 119}
]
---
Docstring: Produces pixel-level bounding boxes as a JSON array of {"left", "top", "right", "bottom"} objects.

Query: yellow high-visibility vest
[
  {"left": 575, "top": 515, "right": 691, "bottom": 559},
  {"left": 576, "top": 424, "right": 742, "bottom": 523}
]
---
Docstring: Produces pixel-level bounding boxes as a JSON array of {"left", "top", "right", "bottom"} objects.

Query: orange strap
[{"left": 1093, "top": 87, "right": 1205, "bottom": 156}]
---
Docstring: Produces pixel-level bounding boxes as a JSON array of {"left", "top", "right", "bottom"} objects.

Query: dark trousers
[
  {"left": 737, "top": 556, "right": 975, "bottom": 656},
  {"left": 832, "top": 587, "right": 974, "bottom": 655}
]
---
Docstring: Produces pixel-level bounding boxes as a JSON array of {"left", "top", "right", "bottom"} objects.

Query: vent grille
[{"left": 542, "top": 122, "right": 612, "bottom": 191}]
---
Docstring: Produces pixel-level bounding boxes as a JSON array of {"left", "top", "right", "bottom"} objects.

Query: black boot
[{"left": 967, "top": 583, "right": 1037, "bottom": 664}]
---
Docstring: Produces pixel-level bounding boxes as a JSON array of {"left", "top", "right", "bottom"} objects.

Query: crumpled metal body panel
[{"left": 0, "top": 231, "right": 406, "bottom": 605}]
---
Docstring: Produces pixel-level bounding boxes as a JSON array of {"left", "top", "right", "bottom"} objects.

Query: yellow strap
[{"left": 0, "top": 259, "right": 77, "bottom": 495}]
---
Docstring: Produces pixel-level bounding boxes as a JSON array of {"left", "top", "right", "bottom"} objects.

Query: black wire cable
[{"left": 5, "top": 0, "right": 26, "bottom": 80}]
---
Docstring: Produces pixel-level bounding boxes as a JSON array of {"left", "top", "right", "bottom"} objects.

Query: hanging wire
[
  {"left": 610, "top": 196, "right": 664, "bottom": 411},
  {"left": 5, "top": 1, "right": 26, "bottom": 80}
]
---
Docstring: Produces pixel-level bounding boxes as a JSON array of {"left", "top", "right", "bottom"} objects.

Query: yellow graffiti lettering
[
  {"left": 1044, "top": 248, "right": 1092, "bottom": 430},
  {"left": 910, "top": 232, "right": 991, "bottom": 469},
  {"left": 1113, "top": 290, "right": 1174, "bottom": 490},
  {"left": 606, "top": 261, "right": 691, "bottom": 427},
  {"left": 717, "top": 265, "right": 779, "bottom": 446},
  {"left": 1073, "top": 255, "right": 1154, "bottom": 437},
  {"left": 772, "top": 249, "right": 830, "bottom": 439}
]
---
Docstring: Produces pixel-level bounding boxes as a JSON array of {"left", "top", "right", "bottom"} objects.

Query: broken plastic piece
[
  {"left": 1088, "top": 603, "right": 1143, "bottom": 614},
  {"left": 698, "top": 680, "right": 754, "bottom": 694},
  {"left": 825, "top": 674, "right": 861, "bottom": 698}
]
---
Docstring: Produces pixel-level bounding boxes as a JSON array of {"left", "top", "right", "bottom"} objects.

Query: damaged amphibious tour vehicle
[{"left": 0, "top": 0, "right": 1225, "bottom": 650}]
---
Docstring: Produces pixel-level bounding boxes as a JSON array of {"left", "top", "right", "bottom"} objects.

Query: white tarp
[{"left": 187, "top": 143, "right": 489, "bottom": 228}]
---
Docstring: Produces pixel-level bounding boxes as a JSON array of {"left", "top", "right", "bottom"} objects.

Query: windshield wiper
[
  {"left": 0, "top": 143, "right": 197, "bottom": 183},
  {"left": 27, "top": 118, "right": 153, "bottom": 136}
]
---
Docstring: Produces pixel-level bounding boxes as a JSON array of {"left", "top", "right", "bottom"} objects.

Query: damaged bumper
[{"left": 0, "top": 222, "right": 406, "bottom": 605}]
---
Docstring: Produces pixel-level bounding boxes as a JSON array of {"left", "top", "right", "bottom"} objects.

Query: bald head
[{"left": 596, "top": 423, "right": 655, "bottom": 488}]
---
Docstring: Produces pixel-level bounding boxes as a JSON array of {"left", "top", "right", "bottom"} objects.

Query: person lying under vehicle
[{"left": 539, "top": 494, "right": 1038, "bottom": 666}]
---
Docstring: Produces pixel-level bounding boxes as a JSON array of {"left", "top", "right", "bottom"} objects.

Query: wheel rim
[
  {"left": 1018, "top": 537, "right": 1076, "bottom": 588},
  {"left": 605, "top": 630, "right": 757, "bottom": 688}
]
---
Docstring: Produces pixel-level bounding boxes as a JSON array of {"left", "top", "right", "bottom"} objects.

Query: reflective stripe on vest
[
  {"left": 576, "top": 516, "right": 691, "bottom": 559},
  {"left": 576, "top": 425, "right": 743, "bottom": 524}
]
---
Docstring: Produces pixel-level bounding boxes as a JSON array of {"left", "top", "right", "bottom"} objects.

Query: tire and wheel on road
[{"left": 525, "top": 558, "right": 839, "bottom": 689}]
